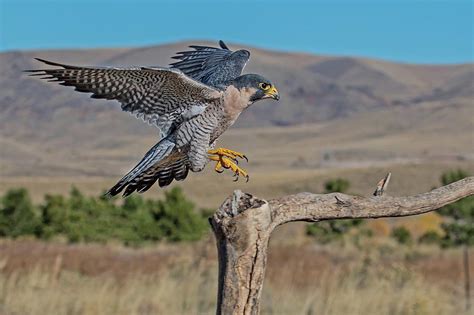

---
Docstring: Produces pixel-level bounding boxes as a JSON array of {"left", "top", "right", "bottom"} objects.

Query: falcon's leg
[{"left": 208, "top": 149, "right": 249, "bottom": 182}]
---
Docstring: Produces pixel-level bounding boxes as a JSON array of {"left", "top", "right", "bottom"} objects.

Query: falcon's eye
[{"left": 259, "top": 82, "right": 271, "bottom": 91}]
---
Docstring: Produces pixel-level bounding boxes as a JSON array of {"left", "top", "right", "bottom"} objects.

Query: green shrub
[
  {"left": 418, "top": 230, "right": 442, "bottom": 245},
  {"left": 437, "top": 170, "right": 473, "bottom": 248},
  {"left": 40, "top": 194, "right": 69, "bottom": 239},
  {"left": 391, "top": 226, "right": 412, "bottom": 245},
  {"left": 153, "top": 187, "right": 209, "bottom": 242},
  {"left": 0, "top": 188, "right": 40, "bottom": 237},
  {"left": 307, "top": 219, "right": 363, "bottom": 244},
  {"left": 324, "top": 178, "right": 350, "bottom": 194},
  {"left": 0, "top": 186, "right": 209, "bottom": 245}
]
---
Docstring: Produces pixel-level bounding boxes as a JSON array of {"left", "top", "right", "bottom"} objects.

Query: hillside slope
[{"left": 0, "top": 41, "right": 472, "bottom": 179}]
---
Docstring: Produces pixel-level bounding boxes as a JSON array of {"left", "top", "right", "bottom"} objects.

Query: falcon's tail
[{"left": 105, "top": 139, "right": 180, "bottom": 197}]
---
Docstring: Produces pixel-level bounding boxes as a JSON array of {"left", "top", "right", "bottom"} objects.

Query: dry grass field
[{"left": 0, "top": 238, "right": 471, "bottom": 315}]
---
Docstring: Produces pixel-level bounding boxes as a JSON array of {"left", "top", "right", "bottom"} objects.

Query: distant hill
[{"left": 0, "top": 41, "right": 472, "bottom": 178}]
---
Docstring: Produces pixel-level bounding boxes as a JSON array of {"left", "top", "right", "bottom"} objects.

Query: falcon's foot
[
  {"left": 208, "top": 148, "right": 248, "bottom": 163},
  {"left": 208, "top": 148, "right": 249, "bottom": 182}
]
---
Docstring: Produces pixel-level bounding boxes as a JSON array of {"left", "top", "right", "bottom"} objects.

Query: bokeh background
[{"left": 0, "top": 1, "right": 473, "bottom": 314}]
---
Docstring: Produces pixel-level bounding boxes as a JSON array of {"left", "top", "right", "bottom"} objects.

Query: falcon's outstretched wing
[
  {"left": 26, "top": 58, "right": 222, "bottom": 137},
  {"left": 170, "top": 40, "right": 250, "bottom": 88}
]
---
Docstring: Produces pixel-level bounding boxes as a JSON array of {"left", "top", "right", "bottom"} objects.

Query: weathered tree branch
[{"left": 210, "top": 176, "right": 474, "bottom": 315}]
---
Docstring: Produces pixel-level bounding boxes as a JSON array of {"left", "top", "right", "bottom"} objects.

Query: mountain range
[{"left": 0, "top": 41, "right": 472, "bottom": 179}]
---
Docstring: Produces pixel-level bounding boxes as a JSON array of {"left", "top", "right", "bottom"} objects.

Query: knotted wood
[{"left": 210, "top": 176, "right": 474, "bottom": 315}]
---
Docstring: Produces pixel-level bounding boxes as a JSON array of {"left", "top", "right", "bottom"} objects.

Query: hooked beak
[{"left": 265, "top": 86, "right": 280, "bottom": 101}]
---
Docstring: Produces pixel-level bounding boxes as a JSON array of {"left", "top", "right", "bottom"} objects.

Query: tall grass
[{"left": 0, "top": 240, "right": 469, "bottom": 315}]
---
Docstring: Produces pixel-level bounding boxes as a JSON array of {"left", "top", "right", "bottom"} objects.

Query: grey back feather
[{"left": 170, "top": 40, "right": 250, "bottom": 89}]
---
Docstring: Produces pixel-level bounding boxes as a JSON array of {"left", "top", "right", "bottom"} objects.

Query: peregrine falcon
[{"left": 26, "top": 40, "right": 279, "bottom": 197}]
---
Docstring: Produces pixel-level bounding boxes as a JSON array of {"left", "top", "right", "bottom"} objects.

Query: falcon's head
[{"left": 232, "top": 74, "right": 280, "bottom": 103}]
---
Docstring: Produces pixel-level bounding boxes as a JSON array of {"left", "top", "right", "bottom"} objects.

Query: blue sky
[{"left": 0, "top": 0, "right": 472, "bottom": 64}]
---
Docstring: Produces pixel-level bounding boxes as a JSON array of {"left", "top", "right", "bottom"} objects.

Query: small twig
[
  {"left": 373, "top": 172, "right": 391, "bottom": 196},
  {"left": 335, "top": 195, "right": 351, "bottom": 207}
]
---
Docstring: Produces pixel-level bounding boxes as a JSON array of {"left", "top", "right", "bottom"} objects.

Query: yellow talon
[
  {"left": 214, "top": 160, "right": 224, "bottom": 173},
  {"left": 208, "top": 148, "right": 249, "bottom": 182},
  {"left": 219, "top": 157, "right": 249, "bottom": 182},
  {"left": 208, "top": 148, "right": 248, "bottom": 162},
  {"left": 209, "top": 155, "right": 225, "bottom": 173}
]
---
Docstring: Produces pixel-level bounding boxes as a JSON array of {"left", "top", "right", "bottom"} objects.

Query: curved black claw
[
  {"left": 233, "top": 174, "right": 239, "bottom": 182},
  {"left": 216, "top": 168, "right": 224, "bottom": 173},
  {"left": 243, "top": 155, "right": 248, "bottom": 163},
  {"left": 245, "top": 175, "right": 250, "bottom": 183}
]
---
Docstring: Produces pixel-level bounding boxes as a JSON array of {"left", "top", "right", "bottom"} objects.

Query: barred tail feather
[
  {"left": 105, "top": 139, "right": 175, "bottom": 197},
  {"left": 135, "top": 159, "right": 190, "bottom": 194}
]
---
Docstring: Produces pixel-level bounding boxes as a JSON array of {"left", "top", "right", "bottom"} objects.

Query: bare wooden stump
[{"left": 210, "top": 176, "right": 474, "bottom": 315}]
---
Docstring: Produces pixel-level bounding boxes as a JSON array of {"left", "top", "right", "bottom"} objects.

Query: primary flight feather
[{"left": 26, "top": 41, "right": 280, "bottom": 197}]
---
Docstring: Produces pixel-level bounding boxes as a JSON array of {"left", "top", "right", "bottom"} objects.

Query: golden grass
[
  {"left": 1, "top": 260, "right": 464, "bottom": 315},
  {"left": 262, "top": 266, "right": 462, "bottom": 315},
  {"left": 0, "top": 239, "right": 470, "bottom": 315},
  {"left": 0, "top": 265, "right": 217, "bottom": 315}
]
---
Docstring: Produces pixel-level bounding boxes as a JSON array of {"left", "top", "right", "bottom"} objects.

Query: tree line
[
  {"left": 0, "top": 186, "right": 210, "bottom": 245},
  {"left": 0, "top": 169, "right": 472, "bottom": 248}
]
